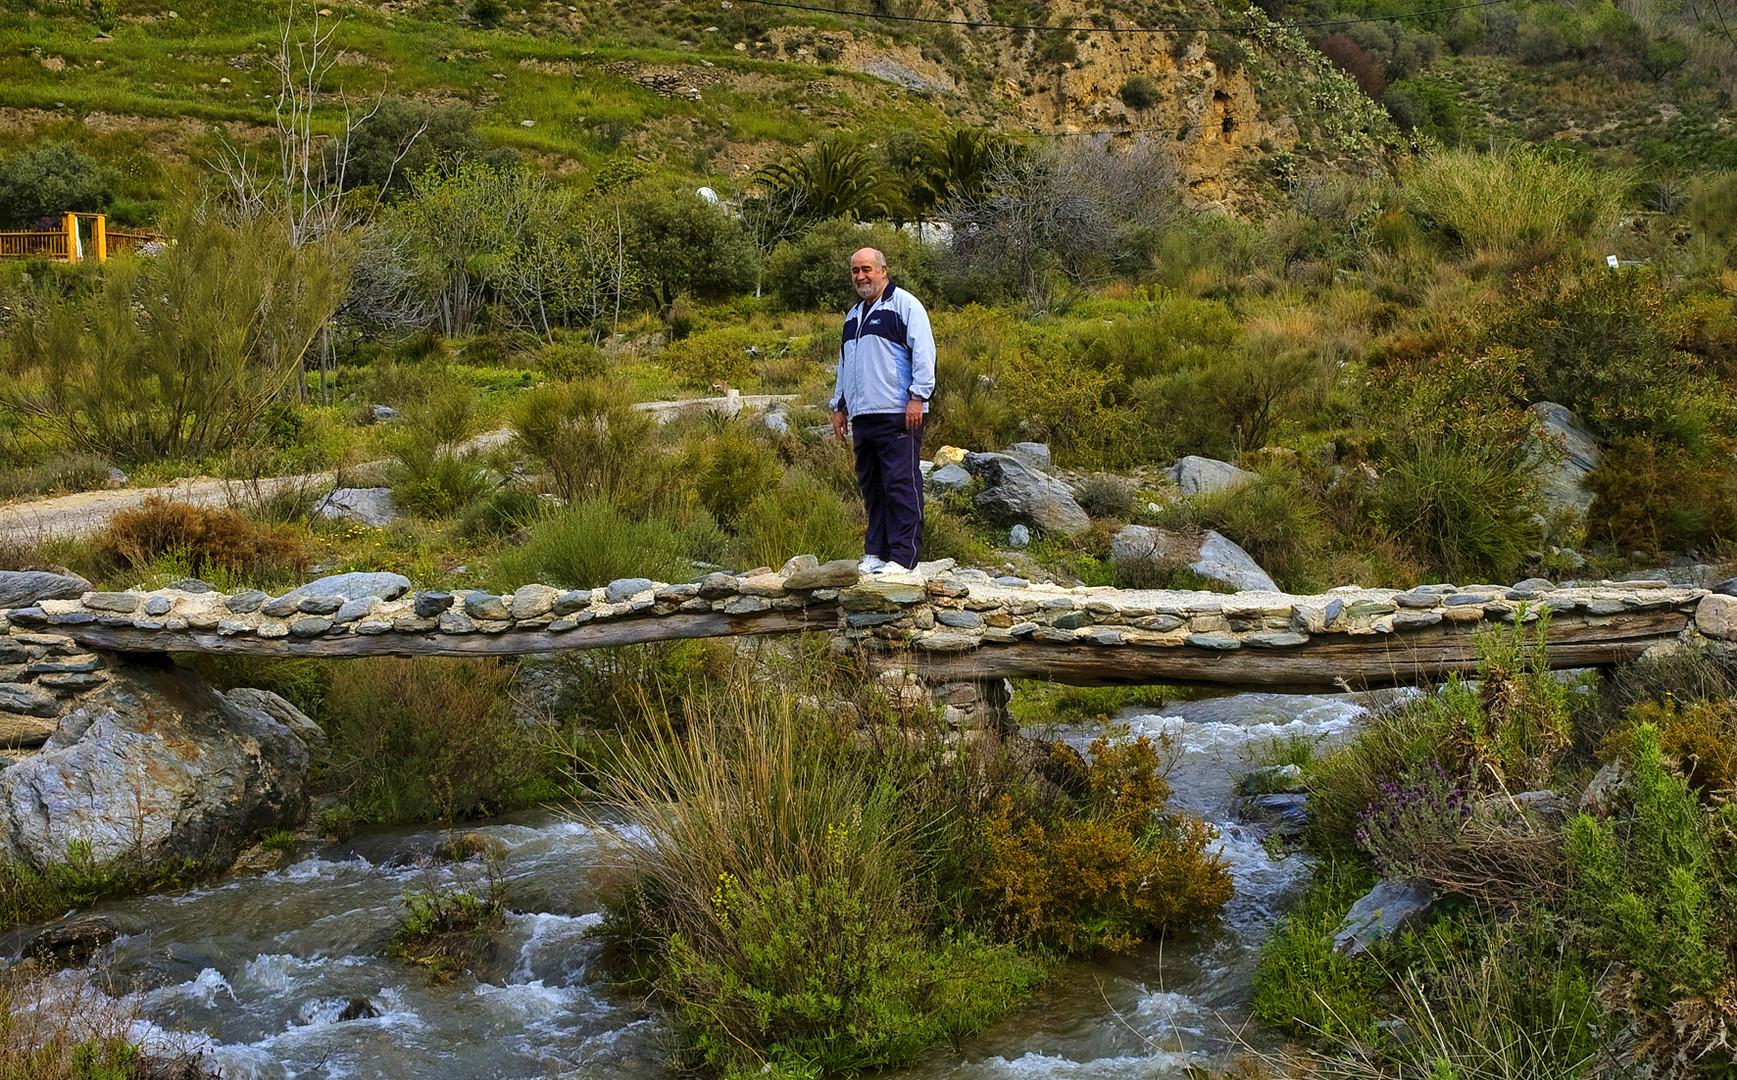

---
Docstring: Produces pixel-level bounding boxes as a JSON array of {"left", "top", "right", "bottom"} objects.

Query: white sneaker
[
  {"left": 882, "top": 562, "right": 912, "bottom": 575},
  {"left": 858, "top": 555, "right": 887, "bottom": 574}
]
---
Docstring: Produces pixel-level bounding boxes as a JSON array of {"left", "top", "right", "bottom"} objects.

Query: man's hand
[
  {"left": 832, "top": 410, "right": 848, "bottom": 441},
  {"left": 904, "top": 399, "right": 924, "bottom": 430}
]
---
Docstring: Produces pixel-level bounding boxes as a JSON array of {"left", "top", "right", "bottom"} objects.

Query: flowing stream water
[{"left": 12, "top": 689, "right": 1393, "bottom": 1079}]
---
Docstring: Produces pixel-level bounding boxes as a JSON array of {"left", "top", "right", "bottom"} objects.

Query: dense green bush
[
  {"left": 692, "top": 426, "right": 783, "bottom": 528},
  {"left": 486, "top": 496, "right": 722, "bottom": 589},
  {"left": 1566, "top": 723, "right": 1737, "bottom": 1076},
  {"left": 0, "top": 142, "right": 115, "bottom": 229},
  {"left": 318, "top": 657, "right": 557, "bottom": 823},
  {"left": 731, "top": 470, "right": 861, "bottom": 571},
  {"left": 510, "top": 376, "right": 654, "bottom": 505},
  {"left": 764, "top": 218, "right": 937, "bottom": 313},
  {"left": 657, "top": 327, "right": 766, "bottom": 391},
  {"left": 4, "top": 213, "right": 351, "bottom": 463},
  {"left": 592, "top": 692, "right": 1045, "bottom": 1078}
]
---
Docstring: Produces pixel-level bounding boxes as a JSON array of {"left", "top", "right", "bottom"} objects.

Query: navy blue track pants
[{"left": 851, "top": 413, "right": 924, "bottom": 568}]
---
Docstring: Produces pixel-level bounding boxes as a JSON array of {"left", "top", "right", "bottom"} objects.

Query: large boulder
[
  {"left": 1167, "top": 456, "right": 1255, "bottom": 497},
  {"left": 314, "top": 487, "right": 397, "bottom": 529},
  {"left": 0, "top": 571, "right": 92, "bottom": 610},
  {"left": 0, "top": 658, "right": 308, "bottom": 871},
  {"left": 1527, "top": 402, "right": 1599, "bottom": 520},
  {"left": 962, "top": 452, "right": 1090, "bottom": 537},
  {"left": 1111, "top": 524, "right": 1278, "bottom": 592}
]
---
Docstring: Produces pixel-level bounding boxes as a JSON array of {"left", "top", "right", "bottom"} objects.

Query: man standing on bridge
[{"left": 830, "top": 247, "right": 936, "bottom": 576}]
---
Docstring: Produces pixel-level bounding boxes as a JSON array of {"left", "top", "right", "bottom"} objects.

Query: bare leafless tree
[
  {"left": 211, "top": 4, "right": 425, "bottom": 244},
  {"left": 945, "top": 137, "right": 1178, "bottom": 304}
]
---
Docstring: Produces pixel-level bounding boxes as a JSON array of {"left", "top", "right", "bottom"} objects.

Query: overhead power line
[{"left": 747, "top": 0, "right": 1513, "bottom": 34}]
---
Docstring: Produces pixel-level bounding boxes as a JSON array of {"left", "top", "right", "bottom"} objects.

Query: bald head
[{"left": 849, "top": 247, "right": 889, "bottom": 300}]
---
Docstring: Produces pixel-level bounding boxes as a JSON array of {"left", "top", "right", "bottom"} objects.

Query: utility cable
[{"left": 747, "top": 0, "right": 1514, "bottom": 34}]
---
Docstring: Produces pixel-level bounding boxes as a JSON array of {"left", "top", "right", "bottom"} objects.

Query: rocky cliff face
[{"left": 752, "top": 3, "right": 1293, "bottom": 212}]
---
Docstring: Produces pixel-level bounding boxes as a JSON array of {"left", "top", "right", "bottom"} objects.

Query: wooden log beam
[
  {"left": 891, "top": 612, "right": 1690, "bottom": 691},
  {"left": 58, "top": 606, "right": 841, "bottom": 658}
]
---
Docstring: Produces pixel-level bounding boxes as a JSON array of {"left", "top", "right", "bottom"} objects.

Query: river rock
[
  {"left": 783, "top": 559, "right": 859, "bottom": 589},
  {"left": 1167, "top": 456, "right": 1255, "bottom": 497},
  {"left": 1240, "top": 792, "right": 1308, "bottom": 837},
  {"left": 1009, "top": 524, "right": 1030, "bottom": 548},
  {"left": 1526, "top": 402, "right": 1598, "bottom": 520},
  {"left": 314, "top": 487, "right": 397, "bottom": 528},
  {"left": 0, "top": 571, "right": 93, "bottom": 609},
  {"left": 1332, "top": 879, "right": 1435, "bottom": 955},
  {"left": 270, "top": 573, "right": 411, "bottom": 617},
  {"left": 1111, "top": 525, "right": 1277, "bottom": 593},
  {"left": 963, "top": 452, "right": 1090, "bottom": 537},
  {"left": 605, "top": 578, "right": 655, "bottom": 603},
  {"left": 0, "top": 659, "right": 308, "bottom": 871},
  {"left": 20, "top": 913, "right": 118, "bottom": 969},
  {"left": 1696, "top": 594, "right": 1737, "bottom": 641}
]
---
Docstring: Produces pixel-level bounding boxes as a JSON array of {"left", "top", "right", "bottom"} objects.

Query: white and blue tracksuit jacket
[{"left": 829, "top": 283, "right": 936, "bottom": 418}]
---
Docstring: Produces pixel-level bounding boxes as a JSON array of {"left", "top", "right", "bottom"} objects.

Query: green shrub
[
  {"left": 1183, "top": 470, "right": 1327, "bottom": 591},
  {"left": 485, "top": 497, "right": 721, "bottom": 590},
  {"left": 392, "top": 445, "right": 495, "bottom": 519},
  {"left": 457, "top": 486, "right": 544, "bottom": 541},
  {"left": 0, "top": 452, "right": 113, "bottom": 500},
  {"left": 1118, "top": 75, "right": 1161, "bottom": 110},
  {"left": 1566, "top": 724, "right": 1737, "bottom": 1074},
  {"left": 388, "top": 873, "right": 508, "bottom": 982},
  {"left": 693, "top": 427, "right": 782, "bottom": 528},
  {"left": 591, "top": 691, "right": 1045, "bottom": 1077},
  {"left": 1250, "top": 857, "right": 1384, "bottom": 1045},
  {"left": 731, "top": 470, "right": 861, "bottom": 571},
  {"left": 1375, "top": 437, "right": 1537, "bottom": 584},
  {"left": 509, "top": 377, "right": 655, "bottom": 506},
  {"left": 1405, "top": 145, "right": 1622, "bottom": 254},
  {"left": 535, "top": 339, "right": 608, "bottom": 381},
  {"left": 998, "top": 345, "right": 1129, "bottom": 467},
  {"left": 4, "top": 213, "right": 351, "bottom": 463},
  {"left": 318, "top": 657, "right": 557, "bottom": 824},
  {"left": 1586, "top": 434, "right": 1737, "bottom": 555},
  {"left": 1073, "top": 473, "right": 1137, "bottom": 519},
  {"left": 657, "top": 327, "right": 765, "bottom": 392}
]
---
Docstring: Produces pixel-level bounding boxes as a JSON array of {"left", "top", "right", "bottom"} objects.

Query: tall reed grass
[{"left": 1406, "top": 146, "right": 1623, "bottom": 254}]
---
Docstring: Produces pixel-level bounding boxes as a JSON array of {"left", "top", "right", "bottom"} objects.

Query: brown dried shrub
[
  {"left": 1319, "top": 33, "right": 1387, "bottom": 99},
  {"left": 97, "top": 495, "right": 306, "bottom": 580},
  {"left": 1604, "top": 696, "right": 1737, "bottom": 803}
]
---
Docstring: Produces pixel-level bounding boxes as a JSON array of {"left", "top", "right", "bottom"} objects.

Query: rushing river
[{"left": 13, "top": 689, "right": 1391, "bottom": 1079}]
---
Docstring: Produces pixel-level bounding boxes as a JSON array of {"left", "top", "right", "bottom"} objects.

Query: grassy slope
[{"left": 0, "top": 0, "right": 963, "bottom": 189}]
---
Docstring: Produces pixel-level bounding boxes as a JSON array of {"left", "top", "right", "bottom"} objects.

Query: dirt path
[{"left": 0, "top": 394, "right": 798, "bottom": 545}]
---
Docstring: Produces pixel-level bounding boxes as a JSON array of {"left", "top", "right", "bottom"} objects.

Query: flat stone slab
[{"left": 0, "top": 572, "right": 92, "bottom": 609}]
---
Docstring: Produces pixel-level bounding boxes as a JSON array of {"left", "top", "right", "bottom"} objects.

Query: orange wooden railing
[{"left": 0, "top": 214, "right": 160, "bottom": 263}]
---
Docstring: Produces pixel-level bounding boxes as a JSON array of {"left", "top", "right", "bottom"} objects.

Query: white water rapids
[{"left": 7, "top": 690, "right": 1398, "bottom": 1078}]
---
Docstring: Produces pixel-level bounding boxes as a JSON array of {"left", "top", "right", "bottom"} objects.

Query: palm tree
[
  {"left": 752, "top": 138, "right": 906, "bottom": 222},
  {"left": 903, "top": 128, "right": 1005, "bottom": 239}
]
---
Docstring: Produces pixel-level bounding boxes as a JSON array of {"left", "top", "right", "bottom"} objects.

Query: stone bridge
[{"left": 4, "top": 559, "right": 1735, "bottom": 744}]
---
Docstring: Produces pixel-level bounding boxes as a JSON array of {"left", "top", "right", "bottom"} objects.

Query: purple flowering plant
[{"left": 1354, "top": 759, "right": 1473, "bottom": 879}]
